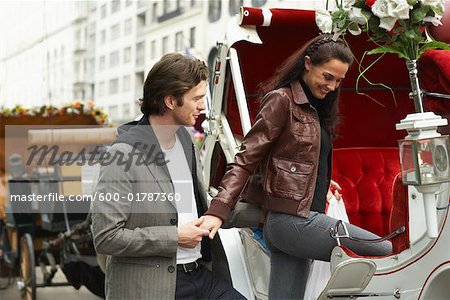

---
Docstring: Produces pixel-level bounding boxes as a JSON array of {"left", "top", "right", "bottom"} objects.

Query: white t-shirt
[{"left": 162, "top": 135, "right": 202, "bottom": 264}]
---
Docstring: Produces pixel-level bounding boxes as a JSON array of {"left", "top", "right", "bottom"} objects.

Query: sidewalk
[{"left": 0, "top": 266, "right": 102, "bottom": 300}]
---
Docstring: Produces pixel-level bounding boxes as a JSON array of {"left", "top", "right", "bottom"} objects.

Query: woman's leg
[
  {"left": 264, "top": 220, "right": 311, "bottom": 299},
  {"left": 265, "top": 211, "right": 392, "bottom": 262},
  {"left": 264, "top": 211, "right": 392, "bottom": 298}
]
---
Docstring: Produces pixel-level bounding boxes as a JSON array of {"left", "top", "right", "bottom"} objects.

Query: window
[
  {"left": 252, "top": 0, "right": 267, "bottom": 7},
  {"left": 158, "top": 0, "right": 183, "bottom": 22},
  {"left": 111, "top": 0, "right": 120, "bottom": 13},
  {"left": 101, "top": 4, "right": 107, "bottom": 18},
  {"left": 152, "top": 2, "right": 158, "bottom": 23},
  {"left": 75, "top": 30, "right": 81, "bottom": 45},
  {"left": 162, "top": 36, "right": 168, "bottom": 54},
  {"left": 137, "top": 12, "right": 146, "bottom": 34},
  {"left": 175, "top": 31, "right": 183, "bottom": 52},
  {"left": 88, "top": 58, "right": 95, "bottom": 77},
  {"left": 124, "top": 46, "right": 131, "bottom": 63},
  {"left": 123, "top": 103, "right": 131, "bottom": 118},
  {"left": 98, "top": 81, "right": 105, "bottom": 96},
  {"left": 74, "top": 60, "right": 80, "bottom": 78},
  {"left": 123, "top": 75, "right": 131, "bottom": 91},
  {"left": 111, "top": 23, "right": 120, "bottom": 41},
  {"left": 99, "top": 55, "right": 106, "bottom": 70},
  {"left": 189, "top": 27, "right": 196, "bottom": 49},
  {"left": 108, "top": 105, "right": 119, "bottom": 120},
  {"left": 208, "top": 0, "right": 221, "bottom": 22},
  {"left": 88, "top": 33, "right": 96, "bottom": 48},
  {"left": 126, "top": 0, "right": 133, "bottom": 7},
  {"left": 136, "top": 42, "right": 145, "bottom": 65},
  {"left": 109, "top": 78, "right": 119, "bottom": 94},
  {"left": 88, "top": 22, "right": 96, "bottom": 33},
  {"left": 163, "top": 0, "right": 175, "bottom": 14},
  {"left": 89, "top": 1, "right": 97, "bottom": 11},
  {"left": 124, "top": 18, "right": 132, "bottom": 35},
  {"left": 151, "top": 40, "right": 156, "bottom": 59},
  {"left": 100, "top": 29, "right": 106, "bottom": 44},
  {"left": 110, "top": 51, "right": 119, "bottom": 67},
  {"left": 229, "top": 0, "right": 243, "bottom": 16}
]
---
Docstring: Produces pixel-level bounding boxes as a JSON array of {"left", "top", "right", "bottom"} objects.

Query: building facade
[
  {"left": 0, "top": 0, "right": 319, "bottom": 123},
  {"left": 0, "top": 1, "right": 89, "bottom": 108}
]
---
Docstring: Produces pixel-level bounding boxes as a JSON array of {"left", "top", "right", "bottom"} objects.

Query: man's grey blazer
[{"left": 91, "top": 125, "right": 259, "bottom": 300}]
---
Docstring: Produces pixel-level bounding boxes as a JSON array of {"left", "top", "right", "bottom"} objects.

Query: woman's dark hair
[
  {"left": 140, "top": 53, "right": 208, "bottom": 116},
  {"left": 258, "top": 34, "right": 354, "bottom": 137}
]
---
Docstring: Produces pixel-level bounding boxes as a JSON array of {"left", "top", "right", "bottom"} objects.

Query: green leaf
[
  {"left": 404, "top": 30, "right": 418, "bottom": 40},
  {"left": 349, "top": 22, "right": 360, "bottom": 32},
  {"left": 407, "top": 0, "right": 418, "bottom": 6},
  {"left": 412, "top": 6, "right": 428, "bottom": 22},
  {"left": 419, "top": 41, "right": 450, "bottom": 55},
  {"left": 367, "top": 45, "right": 409, "bottom": 59},
  {"left": 432, "top": 4, "right": 443, "bottom": 16}
]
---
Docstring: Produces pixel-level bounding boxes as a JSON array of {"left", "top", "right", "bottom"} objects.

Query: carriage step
[{"left": 317, "top": 258, "right": 376, "bottom": 299}]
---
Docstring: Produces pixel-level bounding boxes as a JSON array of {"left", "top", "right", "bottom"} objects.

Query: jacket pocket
[
  {"left": 291, "top": 110, "right": 316, "bottom": 137},
  {"left": 274, "top": 159, "right": 313, "bottom": 200},
  {"left": 114, "top": 256, "right": 162, "bottom": 267}
]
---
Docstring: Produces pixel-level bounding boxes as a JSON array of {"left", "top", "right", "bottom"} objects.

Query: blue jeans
[{"left": 263, "top": 211, "right": 392, "bottom": 299}]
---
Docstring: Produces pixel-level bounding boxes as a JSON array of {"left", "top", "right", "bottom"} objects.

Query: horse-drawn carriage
[
  {"left": 0, "top": 109, "right": 112, "bottom": 299},
  {"left": 202, "top": 6, "right": 450, "bottom": 300}
]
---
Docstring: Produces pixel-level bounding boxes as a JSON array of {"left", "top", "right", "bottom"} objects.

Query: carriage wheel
[{"left": 19, "top": 233, "right": 36, "bottom": 300}]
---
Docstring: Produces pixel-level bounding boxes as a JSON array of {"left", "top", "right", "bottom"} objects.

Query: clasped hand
[{"left": 177, "top": 215, "right": 223, "bottom": 248}]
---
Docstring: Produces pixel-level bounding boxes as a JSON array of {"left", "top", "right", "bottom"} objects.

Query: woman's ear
[
  {"left": 304, "top": 55, "right": 311, "bottom": 71},
  {"left": 164, "top": 95, "right": 175, "bottom": 110}
]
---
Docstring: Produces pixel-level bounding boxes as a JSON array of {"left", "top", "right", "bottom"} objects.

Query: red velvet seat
[{"left": 332, "top": 148, "right": 409, "bottom": 254}]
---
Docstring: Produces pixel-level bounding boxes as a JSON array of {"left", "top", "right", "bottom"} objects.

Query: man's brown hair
[{"left": 140, "top": 53, "right": 208, "bottom": 116}]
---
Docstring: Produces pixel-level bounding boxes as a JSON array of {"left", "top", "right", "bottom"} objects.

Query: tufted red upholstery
[{"left": 332, "top": 148, "right": 402, "bottom": 238}]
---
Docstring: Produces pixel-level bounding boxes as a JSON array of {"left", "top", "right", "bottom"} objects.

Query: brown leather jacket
[{"left": 206, "top": 80, "right": 321, "bottom": 221}]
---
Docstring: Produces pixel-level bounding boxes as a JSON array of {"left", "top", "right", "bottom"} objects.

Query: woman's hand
[
  {"left": 327, "top": 180, "right": 342, "bottom": 202},
  {"left": 199, "top": 215, "right": 223, "bottom": 239}
]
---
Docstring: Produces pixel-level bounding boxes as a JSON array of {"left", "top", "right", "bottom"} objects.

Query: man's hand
[
  {"left": 327, "top": 180, "right": 343, "bottom": 202},
  {"left": 178, "top": 217, "right": 210, "bottom": 248},
  {"left": 200, "top": 215, "right": 223, "bottom": 239}
]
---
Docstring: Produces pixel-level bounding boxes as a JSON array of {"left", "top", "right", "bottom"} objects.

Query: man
[{"left": 91, "top": 53, "right": 256, "bottom": 299}]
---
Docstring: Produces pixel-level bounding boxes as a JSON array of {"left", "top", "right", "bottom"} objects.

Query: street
[{"left": 0, "top": 266, "right": 102, "bottom": 300}]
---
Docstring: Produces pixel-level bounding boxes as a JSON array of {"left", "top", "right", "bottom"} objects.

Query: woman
[{"left": 202, "top": 35, "right": 392, "bottom": 299}]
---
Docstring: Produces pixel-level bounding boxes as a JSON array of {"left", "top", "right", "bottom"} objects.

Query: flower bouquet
[
  {"left": 316, "top": 0, "right": 450, "bottom": 112},
  {"left": 316, "top": 0, "right": 449, "bottom": 60}
]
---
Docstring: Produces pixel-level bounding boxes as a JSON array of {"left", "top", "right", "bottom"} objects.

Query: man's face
[{"left": 172, "top": 80, "right": 206, "bottom": 126}]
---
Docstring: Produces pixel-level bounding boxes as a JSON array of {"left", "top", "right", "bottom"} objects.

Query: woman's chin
[{"left": 314, "top": 92, "right": 327, "bottom": 99}]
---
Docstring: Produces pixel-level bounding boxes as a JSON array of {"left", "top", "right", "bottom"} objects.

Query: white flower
[
  {"left": 419, "top": 0, "right": 443, "bottom": 7},
  {"left": 316, "top": 9, "right": 333, "bottom": 33},
  {"left": 349, "top": 7, "right": 369, "bottom": 25},
  {"left": 423, "top": 16, "right": 443, "bottom": 26},
  {"left": 372, "top": 0, "right": 411, "bottom": 19},
  {"left": 342, "top": 0, "right": 356, "bottom": 11},
  {"left": 348, "top": 24, "right": 362, "bottom": 35},
  {"left": 379, "top": 16, "right": 399, "bottom": 30}
]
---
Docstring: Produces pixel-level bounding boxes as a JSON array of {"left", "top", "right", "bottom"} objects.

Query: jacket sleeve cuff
[{"left": 205, "top": 200, "right": 232, "bottom": 222}]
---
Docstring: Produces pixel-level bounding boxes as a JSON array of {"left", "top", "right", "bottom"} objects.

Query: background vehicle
[
  {"left": 201, "top": 7, "right": 450, "bottom": 300},
  {"left": 1, "top": 125, "right": 114, "bottom": 300}
]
